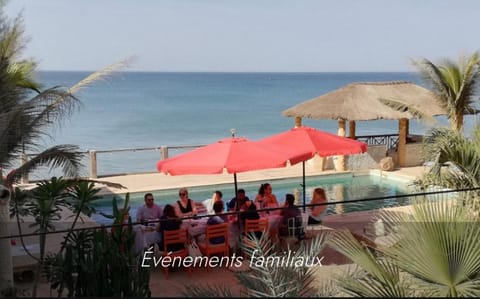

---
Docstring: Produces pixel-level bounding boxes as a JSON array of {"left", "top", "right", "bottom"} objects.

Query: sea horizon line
[{"left": 37, "top": 70, "right": 417, "bottom": 75}]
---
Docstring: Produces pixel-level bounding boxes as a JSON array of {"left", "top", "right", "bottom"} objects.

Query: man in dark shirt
[
  {"left": 228, "top": 188, "right": 250, "bottom": 211},
  {"left": 279, "top": 194, "right": 303, "bottom": 238}
]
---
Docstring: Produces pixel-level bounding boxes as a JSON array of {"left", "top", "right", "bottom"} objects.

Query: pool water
[{"left": 90, "top": 173, "right": 412, "bottom": 224}]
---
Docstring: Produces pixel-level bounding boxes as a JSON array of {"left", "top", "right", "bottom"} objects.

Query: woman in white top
[{"left": 308, "top": 187, "right": 328, "bottom": 225}]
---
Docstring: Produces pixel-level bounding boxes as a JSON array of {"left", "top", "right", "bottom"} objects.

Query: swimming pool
[{"left": 90, "top": 172, "right": 413, "bottom": 224}]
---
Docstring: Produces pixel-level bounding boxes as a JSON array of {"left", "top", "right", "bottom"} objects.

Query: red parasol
[
  {"left": 156, "top": 136, "right": 312, "bottom": 209},
  {"left": 257, "top": 126, "right": 368, "bottom": 210}
]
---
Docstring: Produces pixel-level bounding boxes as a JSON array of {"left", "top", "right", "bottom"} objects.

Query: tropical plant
[
  {"left": 422, "top": 125, "right": 480, "bottom": 185},
  {"left": 26, "top": 177, "right": 72, "bottom": 296},
  {"left": 43, "top": 194, "right": 151, "bottom": 297},
  {"left": 414, "top": 124, "right": 480, "bottom": 210},
  {"left": 329, "top": 195, "right": 480, "bottom": 297},
  {"left": 183, "top": 232, "right": 331, "bottom": 297},
  {"left": 380, "top": 52, "right": 480, "bottom": 132},
  {"left": 413, "top": 52, "right": 480, "bottom": 132}
]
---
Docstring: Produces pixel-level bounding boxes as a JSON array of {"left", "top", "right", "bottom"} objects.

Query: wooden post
[
  {"left": 294, "top": 116, "right": 302, "bottom": 128},
  {"left": 333, "top": 184, "right": 344, "bottom": 214},
  {"left": 89, "top": 150, "right": 97, "bottom": 178},
  {"left": 398, "top": 118, "right": 408, "bottom": 167},
  {"left": 160, "top": 146, "right": 169, "bottom": 160},
  {"left": 349, "top": 120, "right": 356, "bottom": 139},
  {"left": 336, "top": 119, "right": 346, "bottom": 171}
]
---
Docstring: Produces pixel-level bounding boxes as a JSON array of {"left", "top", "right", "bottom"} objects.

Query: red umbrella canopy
[
  {"left": 257, "top": 126, "right": 368, "bottom": 158},
  {"left": 156, "top": 137, "right": 312, "bottom": 175}
]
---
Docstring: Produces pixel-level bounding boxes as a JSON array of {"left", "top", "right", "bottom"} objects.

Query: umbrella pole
[
  {"left": 302, "top": 161, "right": 306, "bottom": 212},
  {"left": 234, "top": 173, "right": 238, "bottom": 210},
  {"left": 234, "top": 173, "right": 240, "bottom": 229}
]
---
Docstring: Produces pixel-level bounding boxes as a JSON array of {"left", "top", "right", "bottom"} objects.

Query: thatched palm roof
[{"left": 282, "top": 81, "right": 447, "bottom": 121}]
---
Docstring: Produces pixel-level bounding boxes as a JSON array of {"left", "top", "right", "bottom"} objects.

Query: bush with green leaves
[{"left": 43, "top": 193, "right": 151, "bottom": 297}]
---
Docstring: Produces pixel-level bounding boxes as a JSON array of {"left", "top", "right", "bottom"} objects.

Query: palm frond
[
  {"left": 421, "top": 124, "right": 480, "bottom": 190},
  {"left": 7, "top": 60, "right": 40, "bottom": 92},
  {"left": 456, "top": 52, "right": 480, "bottom": 111},
  {"left": 385, "top": 198, "right": 480, "bottom": 297},
  {"left": 63, "top": 178, "right": 126, "bottom": 190},
  {"left": 411, "top": 58, "right": 450, "bottom": 103},
  {"left": 68, "top": 57, "right": 133, "bottom": 95},
  {"left": 412, "top": 52, "right": 480, "bottom": 131},
  {"left": 183, "top": 284, "right": 234, "bottom": 297},
  {"left": 378, "top": 98, "right": 436, "bottom": 124},
  {"left": 183, "top": 233, "right": 328, "bottom": 298},
  {"left": 329, "top": 229, "right": 408, "bottom": 297},
  {"left": 25, "top": 87, "right": 81, "bottom": 128},
  {"left": 5, "top": 145, "right": 84, "bottom": 185}
]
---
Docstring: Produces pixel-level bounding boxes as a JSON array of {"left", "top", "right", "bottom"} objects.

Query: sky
[{"left": 4, "top": 0, "right": 480, "bottom": 72}]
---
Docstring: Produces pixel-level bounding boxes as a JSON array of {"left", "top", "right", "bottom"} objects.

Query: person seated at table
[
  {"left": 278, "top": 194, "right": 304, "bottom": 238},
  {"left": 210, "top": 200, "right": 228, "bottom": 223},
  {"left": 197, "top": 201, "right": 227, "bottom": 245},
  {"left": 136, "top": 193, "right": 163, "bottom": 225},
  {"left": 156, "top": 204, "right": 184, "bottom": 252},
  {"left": 255, "top": 183, "right": 279, "bottom": 215},
  {"left": 264, "top": 183, "right": 279, "bottom": 207},
  {"left": 175, "top": 187, "right": 198, "bottom": 218},
  {"left": 239, "top": 199, "right": 261, "bottom": 238},
  {"left": 254, "top": 184, "right": 267, "bottom": 209},
  {"left": 228, "top": 188, "right": 250, "bottom": 211},
  {"left": 308, "top": 187, "right": 328, "bottom": 225},
  {"left": 203, "top": 190, "right": 224, "bottom": 215}
]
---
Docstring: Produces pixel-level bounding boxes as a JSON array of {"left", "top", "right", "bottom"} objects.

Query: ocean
[{"left": 29, "top": 71, "right": 472, "bottom": 178}]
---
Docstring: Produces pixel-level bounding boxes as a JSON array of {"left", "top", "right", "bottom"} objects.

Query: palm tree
[
  {"left": 379, "top": 52, "right": 480, "bottom": 132},
  {"left": 329, "top": 195, "right": 480, "bottom": 297},
  {"left": 0, "top": 4, "right": 129, "bottom": 294},
  {"left": 413, "top": 52, "right": 480, "bottom": 132}
]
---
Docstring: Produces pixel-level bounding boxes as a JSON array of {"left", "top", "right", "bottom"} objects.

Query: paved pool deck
[{"left": 92, "top": 164, "right": 427, "bottom": 196}]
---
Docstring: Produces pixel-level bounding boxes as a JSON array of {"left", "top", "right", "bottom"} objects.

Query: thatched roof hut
[
  {"left": 282, "top": 81, "right": 447, "bottom": 168},
  {"left": 283, "top": 81, "right": 445, "bottom": 120}
]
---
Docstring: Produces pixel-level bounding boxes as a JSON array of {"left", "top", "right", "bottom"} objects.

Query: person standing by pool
[
  {"left": 136, "top": 193, "right": 163, "bottom": 225},
  {"left": 175, "top": 187, "right": 198, "bottom": 218},
  {"left": 308, "top": 188, "right": 328, "bottom": 225}
]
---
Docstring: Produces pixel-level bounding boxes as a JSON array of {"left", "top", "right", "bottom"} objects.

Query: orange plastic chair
[
  {"left": 243, "top": 218, "right": 269, "bottom": 246},
  {"left": 198, "top": 222, "right": 229, "bottom": 260},
  {"left": 161, "top": 228, "right": 192, "bottom": 279}
]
